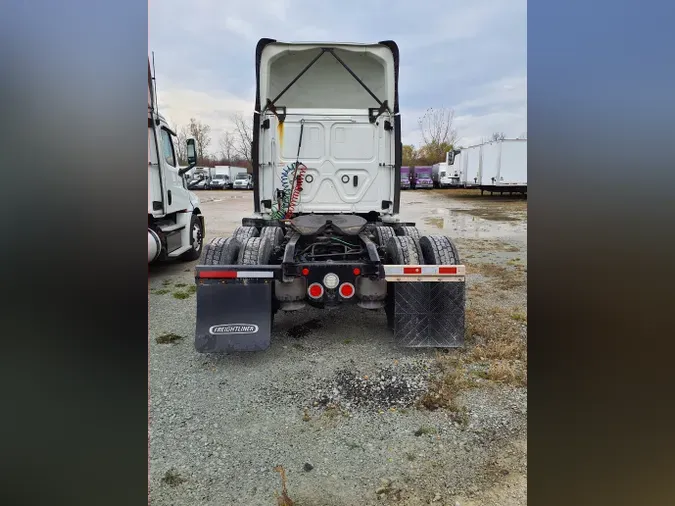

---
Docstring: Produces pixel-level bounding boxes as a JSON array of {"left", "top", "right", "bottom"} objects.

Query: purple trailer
[
  {"left": 412, "top": 166, "right": 433, "bottom": 189},
  {"left": 400, "top": 166, "right": 412, "bottom": 189}
]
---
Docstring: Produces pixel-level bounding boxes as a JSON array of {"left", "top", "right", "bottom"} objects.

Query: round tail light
[
  {"left": 339, "top": 283, "right": 355, "bottom": 299},
  {"left": 308, "top": 283, "right": 324, "bottom": 299}
]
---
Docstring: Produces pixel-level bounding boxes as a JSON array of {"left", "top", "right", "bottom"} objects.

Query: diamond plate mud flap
[
  {"left": 392, "top": 282, "right": 465, "bottom": 347},
  {"left": 194, "top": 266, "right": 278, "bottom": 353},
  {"left": 385, "top": 265, "right": 466, "bottom": 348}
]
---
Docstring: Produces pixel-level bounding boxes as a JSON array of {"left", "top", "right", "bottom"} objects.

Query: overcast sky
[{"left": 149, "top": 0, "right": 526, "bottom": 154}]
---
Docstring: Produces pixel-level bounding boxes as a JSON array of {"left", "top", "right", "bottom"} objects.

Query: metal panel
[
  {"left": 261, "top": 110, "right": 394, "bottom": 214},
  {"left": 393, "top": 281, "right": 465, "bottom": 347},
  {"left": 497, "top": 139, "right": 527, "bottom": 185},
  {"left": 465, "top": 145, "right": 482, "bottom": 186},
  {"left": 479, "top": 141, "right": 502, "bottom": 185}
]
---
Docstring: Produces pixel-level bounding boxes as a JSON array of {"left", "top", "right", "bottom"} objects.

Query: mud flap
[
  {"left": 392, "top": 281, "right": 466, "bottom": 348},
  {"left": 194, "top": 268, "right": 276, "bottom": 353}
]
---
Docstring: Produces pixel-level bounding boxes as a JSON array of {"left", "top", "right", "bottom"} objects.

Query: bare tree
[
  {"left": 491, "top": 132, "right": 506, "bottom": 141},
  {"left": 219, "top": 131, "right": 236, "bottom": 165},
  {"left": 231, "top": 112, "right": 253, "bottom": 170},
  {"left": 188, "top": 117, "right": 211, "bottom": 163},
  {"left": 418, "top": 107, "right": 458, "bottom": 147},
  {"left": 175, "top": 125, "right": 190, "bottom": 164}
]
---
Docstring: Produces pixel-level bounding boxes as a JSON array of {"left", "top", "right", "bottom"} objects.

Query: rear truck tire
[
  {"left": 374, "top": 225, "right": 395, "bottom": 247},
  {"left": 384, "top": 236, "right": 423, "bottom": 330},
  {"left": 260, "top": 226, "right": 284, "bottom": 247},
  {"left": 180, "top": 214, "right": 204, "bottom": 261},
  {"left": 238, "top": 236, "right": 274, "bottom": 265},
  {"left": 232, "top": 225, "right": 259, "bottom": 244},
  {"left": 397, "top": 225, "right": 420, "bottom": 240},
  {"left": 419, "top": 235, "right": 461, "bottom": 265},
  {"left": 385, "top": 235, "right": 425, "bottom": 265},
  {"left": 203, "top": 237, "right": 241, "bottom": 265}
]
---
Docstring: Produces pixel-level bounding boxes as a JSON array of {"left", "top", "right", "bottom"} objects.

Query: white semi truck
[
  {"left": 192, "top": 40, "right": 466, "bottom": 352},
  {"left": 148, "top": 58, "right": 205, "bottom": 263}
]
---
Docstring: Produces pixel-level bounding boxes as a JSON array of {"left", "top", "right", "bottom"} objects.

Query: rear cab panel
[{"left": 253, "top": 41, "right": 401, "bottom": 215}]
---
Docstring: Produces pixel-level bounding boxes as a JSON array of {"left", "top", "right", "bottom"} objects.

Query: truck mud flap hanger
[
  {"left": 259, "top": 47, "right": 391, "bottom": 124},
  {"left": 194, "top": 264, "right": 465, "bottom": 353}
]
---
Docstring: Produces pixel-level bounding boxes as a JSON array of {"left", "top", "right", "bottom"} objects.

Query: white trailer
[
  {"left": 460, "top": 144, "right": 482, "bottom": 187},
  {"left": 148, "top": 58, "right": 205, "bottom": 263},
  {"left": 476, "top": 138, "right": 527, "bottom": 194}
]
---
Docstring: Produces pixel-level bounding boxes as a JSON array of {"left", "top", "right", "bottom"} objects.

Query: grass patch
[
  {"left": 174, "top": 282, "right": 187, "bottom": 287},
  {"left": 511, "top": 311, "right": 527, "bottom": 322},
  {"left": 423, "top": 304, "right": 527, "bottom": 411},
  {"left": 172, "top": 285, "right": 196, "bottom": 299},
  {"left": 467, "top": 262, "right": 526, "bottom": 290},
  {"left": 343, "top": 338, "right": 353, "bottom": 344},
  {"left": 161, "top": 469, "right": 185, "bottom": 486},
  {"left": 485, "top": 360, "right": 527, "bottom": 386},
  {"left": 151, "top": 288, "right": 171, "bottom": 295},
  {"left": 413, "top": 425, "right": 438, "bottom": 437},
  {"left": 162, "top": 279, "right": 171, "bottom": 286},
  {"left": 423, "top": 216, "right": 445, "bottom": 229},
  {"left": 155, "top": 333, "right": 184, "bottom": 344}
]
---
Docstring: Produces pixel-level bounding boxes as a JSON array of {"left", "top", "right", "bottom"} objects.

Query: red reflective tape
[
  {"left": 439, "top": 266, "right": 458, "bottom": 274},
  {"left": 199, "top": 270, "right": 237, "bottom": 279},
  {"left": 403, "top": 266, "right": 422, "bottom": 274}
]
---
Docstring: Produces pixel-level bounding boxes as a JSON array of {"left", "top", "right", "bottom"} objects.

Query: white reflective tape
[
  {"left": 383, "top": 265, "right": 466, "bottom": 276},
  {"left": 236, "top": 271, "right": 275, "bottom": 279}
]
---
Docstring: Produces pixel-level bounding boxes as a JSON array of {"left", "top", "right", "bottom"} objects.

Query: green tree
[
  {"left": 416, "top": 141, "right": 454, "bottom": 165},
  {"left": 402, "top": 144, "right": 417, "bottom": 166}
]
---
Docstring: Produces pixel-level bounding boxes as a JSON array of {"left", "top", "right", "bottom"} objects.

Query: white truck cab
[{"left": 148, "top": 59, "right": 204, "bottom": 263}]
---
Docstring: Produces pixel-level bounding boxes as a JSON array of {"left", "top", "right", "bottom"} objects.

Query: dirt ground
[{"left": 149, "top": 188, "right": 527, "bottom": 505}]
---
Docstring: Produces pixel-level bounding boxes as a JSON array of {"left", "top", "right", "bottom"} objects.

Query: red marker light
[
  {"left": 301, "top": 267, "right": 310, "bottom": 276},
  {"left": 308, "top": 283, "right": 323, "bottom": 299},
  {"left": 339, "top": 283, "right": 355, "bottom": 299},
  {"left": 403, "top": 267, "right": 422, "bottom": 274},
  {"left": 353, "top": 267, "right": 361, "bottom": 276},
  {"left": 439, "top": 266, "right": 457, "bottom": 274}
]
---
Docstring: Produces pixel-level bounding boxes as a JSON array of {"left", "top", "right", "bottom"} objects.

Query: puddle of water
[{"left": 451, "top": 208, "right": 524, "bottom": 222}]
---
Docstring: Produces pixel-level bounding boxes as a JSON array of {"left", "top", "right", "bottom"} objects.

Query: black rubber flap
[
  {"left": 393, "top": 281, "right": 465, "bottom": 347},
  {"left": 195, "top": 279, "right": 273, "bottom": 353}
]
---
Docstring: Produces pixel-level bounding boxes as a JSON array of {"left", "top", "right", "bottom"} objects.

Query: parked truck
[
  {"left": 148, "top": 58, "right": 204, "bottom": 263},
  {"left": 193, "top": 40, "right": 466, "bottom": 353},
  {"left": 411, "top": 166, "right": 433, "bottom": 189},
  {"left": 400, "top": 166, "right": 412, "bottom": 189},
  {"left": 431, "top": 149, "right": 461, "bottom": 188}
]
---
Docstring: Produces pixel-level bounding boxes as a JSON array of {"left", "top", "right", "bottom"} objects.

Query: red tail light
[
  {"left": 353, "top": 267, "right": 361, "bottom": 276},
  {"left": 339, "top": 283, "right": 355, "bottom": 299},
  {"left": 308, "top": 283, "right": 324, "bottom": 299},
  {"left": 301, "top": 267, "right": 310, "bottom": 276}
]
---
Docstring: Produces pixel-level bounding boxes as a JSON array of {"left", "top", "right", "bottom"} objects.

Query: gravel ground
[{"left": 149, "top": 189, "right": 527, "bottom": 506}]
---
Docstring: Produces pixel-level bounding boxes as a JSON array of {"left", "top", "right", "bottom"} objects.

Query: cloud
[{"left": 150, "top": 0, "right": 526, "bottom": 156}]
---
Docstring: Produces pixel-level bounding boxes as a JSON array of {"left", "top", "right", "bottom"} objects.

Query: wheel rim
[{"left": 192, "top": 222, "right": 203, "bottom": 251}]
